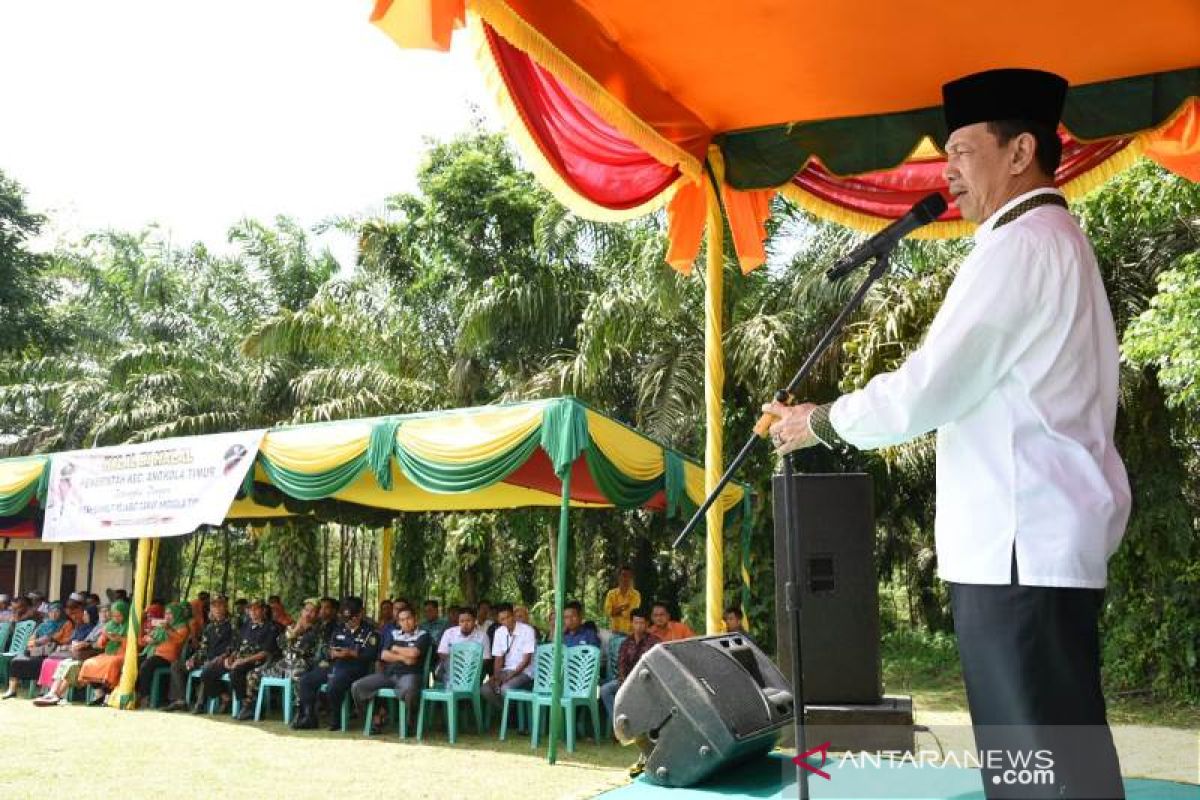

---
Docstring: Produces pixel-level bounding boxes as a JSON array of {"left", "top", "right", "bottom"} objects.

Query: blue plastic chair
[
  {"left": 498, "top": 644, "right": 554, "bottom": 741},
  {"left": 530, "top": 644, "right": 602, "bottom": 752},
  {"left": 363, "top": 646, "right": 434, "bottom": 739},
  {"left": 185, "top": 668, "right": 240, "bottom": 715},
  {"left": 416, "top": 642, "right": 484, "bottom": 743},
  {"left": 0, "top": 621, "right": 35, "bottom": 683},
  {"left": 254, "top": 675, "right": 295, "bottom": 724}
]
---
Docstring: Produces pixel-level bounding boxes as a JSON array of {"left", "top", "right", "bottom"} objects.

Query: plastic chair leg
[
  {"left": 398, "top": 698, "right": 408, "bottom": 740},
  {"left": 283, "top": 683, "right": 293, "bottom": 725},
  {"left": 416, "top": 696, "right": 427, "bottom": 741},
  {"left": 589, "top": 702, "right": 601, "bottom": 743},
  {"left": 565, "top": 704, "right": 577, "bottom": 752},
  {"left": 472, "top": 695, "right": 484, "bottom": 734},
  {"left": 447, "top": 699, "right": 458, "bottom": 743},
  {"left": 363, "top": 698, "right": 375, "bottom": 735},
  {"left": 254, "top": 684, "right": 267, "bottom": 721},
  {"left": 499, "top": 694, "right": 511, "bottom": 740},
  {"left": 517, "top": 702, "right": 527, "bottom": 733},
  {"left": 530, "top": 702, "right": 543, "bottom": 749}
]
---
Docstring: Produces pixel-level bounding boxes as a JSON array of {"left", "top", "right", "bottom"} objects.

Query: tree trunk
[
  {"left": 182, "top": 529, "right": 207, "bottom": 600},
  {"left": 221, "top": 528, "right": 232, "bottom": 595}
]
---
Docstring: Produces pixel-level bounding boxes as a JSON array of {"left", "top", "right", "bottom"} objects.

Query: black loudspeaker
[
  {"left": 612, "top": 634, "right": 794, "bottom": 787},
  {"left": 773, "top": 472, "right": 881, "bottom": 704}
]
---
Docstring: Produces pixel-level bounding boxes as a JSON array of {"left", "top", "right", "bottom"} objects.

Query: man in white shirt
[
  {"left": 766, "top": 69, "right": 1126, "bottom": 800},
  {"left": 483, "top": 602, "right": 537, "bottom": 713},
  {"left": 435, "top": 606, "right": 489, "bottom": 685}
]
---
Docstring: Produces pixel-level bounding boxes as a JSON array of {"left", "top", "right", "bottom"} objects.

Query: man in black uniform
[
  {"left": 351, "top": 606, "right": 429, "bottom": 734},
  {"left": 295, "top": 596, "right": 378, "bottom": 731},
  {"left": 171, "top": 595, "right": 234, "bottom": 713},
  {"left": 213, "top": 599, "right": 277, "bottom": 718}
]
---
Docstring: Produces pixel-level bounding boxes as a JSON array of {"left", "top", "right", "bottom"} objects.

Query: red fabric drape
[
  {"left": 485, "top": 24, "right": 680, "bottom": 210},
  {"left": 791, "top": 134, "right": 1133, "bottom": 224}
]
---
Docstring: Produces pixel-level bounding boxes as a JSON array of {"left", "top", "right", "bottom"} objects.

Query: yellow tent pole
[
  {"left": 379, "top": 525, "right": 394, "bottom": 603},
  {"left": 146, "top": 537, "right": 160, "bottom": 602},
  {"left": 703, "top": 167, "right": 726, "bottom": 635},
  {"left": 111, "top": 537, "right": 152, "bottom": 709}
]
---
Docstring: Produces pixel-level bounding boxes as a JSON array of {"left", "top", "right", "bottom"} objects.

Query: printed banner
[{"left": 42, "top": 430, "right": 265, "bottom": 542}]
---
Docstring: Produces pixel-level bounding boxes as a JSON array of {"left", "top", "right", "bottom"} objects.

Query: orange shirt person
[{"left": 648, "top": 602, "right": 694, "bottom": 642}]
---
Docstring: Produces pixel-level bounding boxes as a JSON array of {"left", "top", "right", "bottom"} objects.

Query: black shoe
[
  {"left": 236, "top": 705, "right": 254, "bottom": 721},
  {"left": 215, "top": 696, "right": 230, "bottom": 716},
  {"left": 87, "top": 693, "right": 107, "bottom": 707},
  {"left": 163, "top": 700, "right": 188, "bottom": 712},
  {"left": 294, "top": 713, "right": 318, "bottom": 730},
  {"left": 327, "top": 719, "right": 342, "bottom": 732}
]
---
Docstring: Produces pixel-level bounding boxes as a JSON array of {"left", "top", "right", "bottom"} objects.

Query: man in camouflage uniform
[
  {"left": 295, "top": 595, "right": 379, "bottom": 731},
  {"left": 243, "top": 598, "right": 323, "bottom": 718}
]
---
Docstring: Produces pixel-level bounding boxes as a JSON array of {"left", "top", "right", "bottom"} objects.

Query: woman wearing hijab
[
  {"left": 78, "top": 599, "right": 130, "bottom": 705},
  {"left": 134, "top": 602, "right": 191, "bottom": 708},
  {"left": 34, "top": 605, "right": 107, "bottom": 707},
  {"left": 35, "top": 604, "right": 99, "bottom": 691},
  {"left": 2, "top": 601, "right": 76, "bottom": 699}
]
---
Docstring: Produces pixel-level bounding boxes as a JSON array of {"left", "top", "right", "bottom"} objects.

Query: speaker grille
[{"left": 666, "top": 640, "right": 771, "bottom": 738}]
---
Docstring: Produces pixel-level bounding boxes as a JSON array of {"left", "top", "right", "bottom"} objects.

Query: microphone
[{"left": 826, "top": 193, "right": 948, "bottom": 280}]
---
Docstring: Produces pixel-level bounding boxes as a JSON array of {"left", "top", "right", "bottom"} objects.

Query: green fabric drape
[
  {"left": 368, "top": 419, "right": 401, "bottom": 490},
  {"left": 664, "top": 450, "right": 687, "bottom": 519},
  {"left": 393, "top": 428, "right": 541, "bottom": 493},
  {"left": 540, "top": 398, "right": 590, "bottom": 475},
  {"left": 257, "top": 453, "right": 367, "bottom": 500},
  {"left": 583, "top": 444, "right": 663, "bottom": 509},
  {"left": 719, "top": 67, "right": 1200, "bottom": 188}
]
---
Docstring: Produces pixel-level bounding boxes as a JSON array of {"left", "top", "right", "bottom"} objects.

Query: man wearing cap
[
  {"left": 229, "top": 599, "right": 279, "bottom": 719},
  {"left": 766, "top": 69, "right": 1127, "bottom": 799},
  {"left": 294, "top": 596, "right": 378, "bottom": 731}
]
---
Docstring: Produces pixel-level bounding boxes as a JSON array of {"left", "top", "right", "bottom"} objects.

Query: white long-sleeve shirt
[{"left": 829, "top": 188, "right": 1130, "bottom": 588}]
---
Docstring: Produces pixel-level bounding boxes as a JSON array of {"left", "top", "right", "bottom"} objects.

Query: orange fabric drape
[
  {"left": 371, "top": 0, "right": 464, "bottom": 51},
  {"left": 1142, "top": 98, "right": 1200, "bottom": 181}
]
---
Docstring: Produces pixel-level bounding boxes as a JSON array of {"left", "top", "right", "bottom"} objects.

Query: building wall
[{"left": 0, "top": 539, "right": 133, "bottom": 599}]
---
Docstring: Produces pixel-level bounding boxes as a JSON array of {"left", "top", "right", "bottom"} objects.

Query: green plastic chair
[
  {"left": 416, "top": 641, "right": 484, "bottom": 743},
  {"left": 530, "top": 644, "right": 602, "bottom": 752},
  {"left": 149, "top": 666, "right": 171, "bottom": 708},
  {"left": 0, "top": 621, "right": 12, "bottom": 653},
  {"left": 185, "top": 668, "right": 240, "bottom": 715},
  {"left": 363, "top": 645, "right": 434, "bottom": 739},
  {"left": 605, "top": 634, "right": 626, "bottom": 682},
  {"left": 0, "top": 621, "right": 35, "bottom": 683},
  {"left": 498, "top": 644, "right": 554, "bottom": 741},
  {"left": 254, "top": 675, "right": 295, "bottom": 724}
]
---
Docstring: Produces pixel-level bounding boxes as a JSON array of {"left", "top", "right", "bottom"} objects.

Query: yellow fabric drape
[
  {"left": 0, "top": 457, "right": 45, "bottom": 495},
  {"left": 394, "top": 403, "right": 544, "bottom": 464},
  {"left": 703, "top": 167, "right": 725, "bottom": 636},
  {"left": 583, "top": 411, "right": 664, "bottom": 482},
  {"left": 111, "top": 536, "right": 152, "bottom": 709},
  {"left": 260, "top": 422, "right": 371, "bottom": 473}
]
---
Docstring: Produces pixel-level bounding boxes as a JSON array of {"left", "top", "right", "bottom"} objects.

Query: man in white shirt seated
[
  {"left": 766, "top": 69, "right": 1127, "bottom": 800},
  {"left": 483, "top": 602, "right": 537, "bottom": 713},
  {"left": 434, "top": 605, "right": 489, "bottom": 685}
]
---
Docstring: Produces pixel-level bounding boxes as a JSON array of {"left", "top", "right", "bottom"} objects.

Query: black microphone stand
[{"left": 673, "top": 250, "right": 893, "bottom": 800}]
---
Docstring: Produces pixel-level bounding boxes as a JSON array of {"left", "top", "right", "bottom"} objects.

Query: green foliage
[
  {"left": 0, "top": 171, "right": 56, "bottom": 357},
  {"left": 1123, "top": 253, "right": 1200, "bottom": 413}
]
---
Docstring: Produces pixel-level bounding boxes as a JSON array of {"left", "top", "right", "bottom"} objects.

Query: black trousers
[
  {"left": 950, "top": 556, "right": 1123, "bottom": 799},
  {"left": 135, "top": 655, "right": 170, "bottom": 698}
]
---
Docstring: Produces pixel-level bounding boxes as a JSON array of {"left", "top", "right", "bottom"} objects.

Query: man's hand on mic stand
[{"left": 762, "top": 400, "right": 819, "bottom": 455}]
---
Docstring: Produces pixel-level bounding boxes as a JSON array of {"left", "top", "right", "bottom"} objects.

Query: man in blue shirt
[
  {"left": 562, "top": 600, "right": 600, "bottom": 648},
  {"left": 351, "top": 606, "right": 429, "bottom": 734}
]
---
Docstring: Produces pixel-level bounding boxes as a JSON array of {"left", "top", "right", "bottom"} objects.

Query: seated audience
[
  {"left": 648, "top": 602, "right": 695, "bottom": 642},
  {"left": 34, "top": 603, "right": 94, "bottom": 693},
  {"left": 484, "top": 603, "right": 536, "bottom": 712},
  {"left": 224, "top": 599, "right": 279, "bottom": 719},
  {"left": 723, "top": 605, "right": 750, "bottom": 638},
  {"left": 165, "top": 596, "right": 234, "bottom": 712},
  {"left": 600, "top": 607, "right": 660, "bottom": 720},
  {"left": 3, "top": 601, "right": 76, "bottom": 699},
  {"left": 562, "top": 600, "right": 600, "bottom": 648},
  {"left": 375, "top": 599, "right": 393, "bottom": 629},
  {"left": 135, "top": 602, "right": 191, "bottom": 708},
  {"left": 34, "top": 605, "right": 104, "bottom": 706},
  {"left": 435, "top": 606, "right": 489, "bottom": 685},
  {"left": 243, "top": 598, "right": 323, "bottom": 718},
  {"left": 141, "top": 599, "right": 165, "bottom": 637},
  {"left": 0, "top": 593, "right": 12, "bottom": 622},
  {"left": 296, "top": 596, "right": 378, "bottom": 731},
  {"left": 352, "top": 606, "right": 429, "bottom": 734},
  {"left": 78, "top": 600, "right": 131, "bottom": 705},
  {"left": 603, "top": 566, "right": 641, "bottom": 635}
]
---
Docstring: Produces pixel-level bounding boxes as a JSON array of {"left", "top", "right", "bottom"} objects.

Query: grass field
[{"left": 1, "top": 666, "right": 1194, "bottom": 798}]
